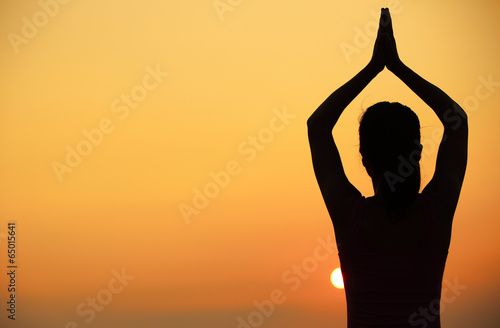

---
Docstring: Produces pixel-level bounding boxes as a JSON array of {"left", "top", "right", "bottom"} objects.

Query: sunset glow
[{"left": 0, "top": 1, "right": 499, "bottom": 327}]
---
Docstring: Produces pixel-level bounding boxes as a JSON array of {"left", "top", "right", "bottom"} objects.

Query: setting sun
[{"left": 331, "top": 267, "right": 344, "bottom": 289}]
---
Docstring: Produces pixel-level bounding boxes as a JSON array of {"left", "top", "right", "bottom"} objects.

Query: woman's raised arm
[
  {"left": 307, "top": 9, "right": 388, "bottom": 242},
  {"left": 384, "top": 9, "right": 468, "bottom": 230}
]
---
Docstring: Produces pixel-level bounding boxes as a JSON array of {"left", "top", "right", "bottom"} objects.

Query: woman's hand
[
  {"left": 382, "top": 8, "right": 403, "bottom": 73},
  {"left": 368, "top": 8, "right": 388, "bottom": 73}
]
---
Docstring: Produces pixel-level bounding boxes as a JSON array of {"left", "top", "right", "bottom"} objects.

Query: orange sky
[{"left": 1, "top": 0, "right": 500, "bottom": 327}]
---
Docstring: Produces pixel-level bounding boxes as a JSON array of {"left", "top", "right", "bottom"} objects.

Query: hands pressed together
[{"left": 370, "top": 8, "right": 402, "bottom": 74}]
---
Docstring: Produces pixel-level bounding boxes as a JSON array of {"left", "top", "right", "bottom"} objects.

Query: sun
[{"left": 330, "top": 267, "right": 344, "bottom": 289}]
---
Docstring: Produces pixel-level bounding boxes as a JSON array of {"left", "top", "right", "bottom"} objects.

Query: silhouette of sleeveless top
[{"left": 338, "top": 194, "right": 449, "bottom": 328}]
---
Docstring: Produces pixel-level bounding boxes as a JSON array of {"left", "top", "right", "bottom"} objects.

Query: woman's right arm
[{"left": 384, "top": 9, "right": 468, "bottom": 227}]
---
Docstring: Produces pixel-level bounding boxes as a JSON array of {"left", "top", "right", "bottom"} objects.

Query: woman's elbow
[
  {"left": 307, "top": 114, "right": 329, "bottom": 131},
  {"left": 307, "top": 118, "right": 325, "bottom": 137},
  {"left": 443, "top": 104, "right": 468, "bottom": 131},
  {"left": 307, "top": 113, "right": 318, "bottom": 127}
]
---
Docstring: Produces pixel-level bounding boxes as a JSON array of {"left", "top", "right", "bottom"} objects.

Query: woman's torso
[{"left": 338, "top": 193, "right": 450, "bottom": 328}]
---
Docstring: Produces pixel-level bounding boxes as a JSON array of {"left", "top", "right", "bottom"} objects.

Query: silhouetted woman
[{"left": 307, "top": 8, "right": 468, "bottom": 328}]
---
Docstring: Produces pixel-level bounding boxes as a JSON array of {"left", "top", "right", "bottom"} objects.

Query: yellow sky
[{"left": 1, "top": 0, "right": 500, "bottom": 327}]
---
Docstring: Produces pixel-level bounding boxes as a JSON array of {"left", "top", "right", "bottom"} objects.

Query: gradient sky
[{"left": 1, "top": 0, "right": 500, "bottom": 327}]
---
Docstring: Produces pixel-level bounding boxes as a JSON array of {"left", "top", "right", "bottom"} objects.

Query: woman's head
[{"left": 359, "top": 102, "right": 422, "bottom": 221}]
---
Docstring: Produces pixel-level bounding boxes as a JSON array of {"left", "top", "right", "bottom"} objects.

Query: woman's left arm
[
  {"left": 307, "top": 63, "right": 379, "bottom": 227},
  {"left": 307, "top": 9, "right": 387, "bottom": 238}
]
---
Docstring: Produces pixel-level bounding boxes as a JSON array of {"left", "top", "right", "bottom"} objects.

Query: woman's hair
[{"left": 359, "top": 102, "right": 422, "bottom": 223}]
